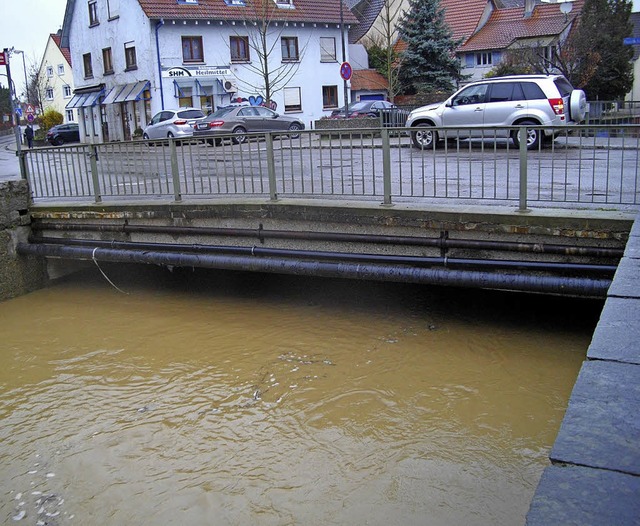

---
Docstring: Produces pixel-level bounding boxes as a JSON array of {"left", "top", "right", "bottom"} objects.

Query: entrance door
[
  {"left": 100, "top": 104, "right": 109, "bottom": 142},
  {"left": 120, "top": 103, "right": 131, "bottom": 141}
]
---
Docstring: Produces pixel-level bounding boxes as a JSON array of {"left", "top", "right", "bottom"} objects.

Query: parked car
[
  {"left": 193, "top": 105, "right": 305, "bottom": 144},
  {"left": 405, "top": 75, "right": 587, "bottom": 150},
  {"left": 142, "top": 108, "right": 205, "bottom": 140},
  {"left": 46, "top": 123, "right": 80, "bottom": 146},
  {"left": 329, "top": 100, "right": 397, "bottom": 118}
]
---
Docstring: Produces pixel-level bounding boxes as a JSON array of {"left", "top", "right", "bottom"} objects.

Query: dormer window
[
  {"left": 274, "top": 0, "right": 294, "bottom": 8},
  {"left": 224, "top": 0, "right": 246, "bottom": 5},
  {"left": 177, "top": 0, "right": 198, "bottom": 4}
]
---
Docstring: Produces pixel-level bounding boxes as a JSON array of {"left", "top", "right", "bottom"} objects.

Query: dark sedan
[
  {"left": 193, "top": 105, "right": 305, "bottom": 144},
  {"left": 46, "top": 123, "right": 80, "bottom": 146}
]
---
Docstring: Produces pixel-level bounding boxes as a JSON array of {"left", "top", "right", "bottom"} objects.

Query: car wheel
[
  {"left": 287, "top": 123, "right": 302, "bottom": 139},
  {"left": 143, "top": 133, "right": 150, "bottom": 140},
  {"left": 511, "top": 121, "right": 541, "bottom": 150},
  {"left": 54, "top": 137, "right": 64, "bottom": 146},
  {"left": 167, "top": 132, "right": 174, "bottom": 138},
  {"left": 232, "top": 126, "right": 247, "bottom": 144},
  {"left": 411, "top": 124, "right": 438, "bottom": 150}
]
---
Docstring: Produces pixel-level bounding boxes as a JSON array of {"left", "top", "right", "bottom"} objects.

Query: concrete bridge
[{"left": 1, "top": 125, "right": 639, "bottom": 523}]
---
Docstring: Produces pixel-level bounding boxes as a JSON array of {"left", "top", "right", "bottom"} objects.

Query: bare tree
[
  {"left": 361, "top": 0, "right": 405, "bottom": 102},
  {"left": 230, "top": 0, "right": 307, "bottom": 105},
  {"left": 26, "top": 63, "right": 47, "bottom": 115}
]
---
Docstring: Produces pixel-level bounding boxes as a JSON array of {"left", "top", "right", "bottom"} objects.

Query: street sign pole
[
  {"left": 339, "top": 2, "right": 349, "bottom": 118},
  {"left": 3, "top": 48, "right": 22, "bottom": 154}
]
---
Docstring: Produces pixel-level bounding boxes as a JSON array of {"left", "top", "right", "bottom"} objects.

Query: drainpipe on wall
[{"left": 155, "top": 19, "right": 165, "bottom": 110}]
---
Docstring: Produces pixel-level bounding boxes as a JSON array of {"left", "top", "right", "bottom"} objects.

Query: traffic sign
[
  {"left": 26, "top": 104, "right": 35, "bottom": 114},
  {"left": 15, "top": 107, "right": 22, "bottom": 117},
  {"left": 27, "top": 113, "right": 35, "bottom": 123},
  {"left": 624, "top": 37, "right": 640, "bottom": 45},
  {"left": 340, "top": 62, "right": 352, "bottom": 81},
  {"left": 0, "top": 51, "right": 6, "bottom": 66}
]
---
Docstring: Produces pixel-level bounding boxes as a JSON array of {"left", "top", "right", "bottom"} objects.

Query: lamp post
[{"left": 10, "top": 48, "right": 29, "bottom": 102}]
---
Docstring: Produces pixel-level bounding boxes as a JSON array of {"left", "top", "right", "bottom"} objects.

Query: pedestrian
[{"left": 24, "top": 124, "right": 34, "bottom": 149}]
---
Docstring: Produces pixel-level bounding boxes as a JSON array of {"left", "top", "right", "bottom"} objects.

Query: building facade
[
  {"left": 38, "top": 33, "right": 75, "bottom": 123},
  {"left": 61, "top": 0, "right": 358, "bottom": 143}
]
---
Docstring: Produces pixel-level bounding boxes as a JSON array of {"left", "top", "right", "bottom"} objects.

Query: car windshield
[
  {"left": 177, "top": 110, "right": 204, "bottom": 119},
  {"left": 208, "top": 107, "right": 237, "bottom": 119},
  {"left": 349, "top": 102, "right": 371, "bottom": 111}
]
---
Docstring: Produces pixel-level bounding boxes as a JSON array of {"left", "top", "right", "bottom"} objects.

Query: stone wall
[{"left": 0, "top": 180, "right": 48, "bottom": 302}]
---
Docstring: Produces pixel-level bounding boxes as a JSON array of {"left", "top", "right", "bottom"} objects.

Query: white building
[
  {"left": 61, "top": 0, "right": 359, "bottom": 143},
  {"left": 38, "top": 32, "right": 76, "bottom": 123}
]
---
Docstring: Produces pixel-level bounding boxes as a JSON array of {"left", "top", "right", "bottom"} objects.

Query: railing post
[
  {"left": 89, "top": 145, "right": 102, "bottom": 204},
  {"left": 266, "top": 132, "right": 278, "bottom": 201},
  {"left": 17, "top": 149, "right": 29, "bottom": 181},
  {"left": 382, "top": 128, "right": 392, "bottom": 205},
  {"left": 169, "top": 138, "right": 182, "bottom": 202},
  {"left": 518, "top": 126, "right": 529, "bottom": 213}
]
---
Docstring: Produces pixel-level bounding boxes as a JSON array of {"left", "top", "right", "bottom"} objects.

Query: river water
[{"left": 0, "top": 265, "right": 601, "bottom": 525}]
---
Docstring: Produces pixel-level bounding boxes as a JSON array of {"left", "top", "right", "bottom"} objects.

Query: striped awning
[{"left": 102, "top": 81, "right": 150, "bottom": 105}]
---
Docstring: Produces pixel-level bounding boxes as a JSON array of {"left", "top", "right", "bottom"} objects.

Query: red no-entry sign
[
  {"left": 340, "top": 62, "right": 352, "bottom": 81},
  {"left": 0, "top": 51, "right": 7, "bottom": 66}
]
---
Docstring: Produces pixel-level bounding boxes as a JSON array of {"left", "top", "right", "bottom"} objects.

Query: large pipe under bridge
[{"left": 19, "top": 222, "right": 621, "bottom": 298}]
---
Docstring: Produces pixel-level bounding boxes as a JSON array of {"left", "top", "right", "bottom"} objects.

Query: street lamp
[{"left": 10, "top": 48, "right": 29, "bottom": 102}]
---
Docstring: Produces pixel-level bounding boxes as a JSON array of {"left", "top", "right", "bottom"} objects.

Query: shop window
[
  {"left": 124, "top": 42, "right": 137, "bottom": 71},
  {"left": 230, "top": 36, "right": 250, "bottom": 62},
  {"left": 88, "top": 0, "right": 99, "bottom": 26},
  {"left": 284, "top": 86, "right": 302, "bottom": 112},
  {"left": 320, "top": 37, "right": 336, "bottom": 62},
  {"left": 102, "top": 47, "right": 114, "bottom": 74},
  {"left": 83, "top": 53, "right": 93, "bottom": 78},
  {"left": 322, "top": 85, "right": 338, "bottom": 108},
  {"left": 182, "top": 36, "right": 204, "bottom": 63},
  {"left": 281, "top": 37, "right": 299, "bottom": 62}
]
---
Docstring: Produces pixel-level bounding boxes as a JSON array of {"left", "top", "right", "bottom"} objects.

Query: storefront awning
[
  {"left": 66, "top": 87, "right": 105, "bottom": 109},
  {"left": 103, "top": 81, "right": 151, "bottom": 105}
]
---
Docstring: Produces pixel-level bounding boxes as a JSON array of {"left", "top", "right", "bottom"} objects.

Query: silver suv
[
  {"left": 143, "top": 108, "right": 205, "bottom": 139},
  {"left": 406, "top": 75, "right": 587, "bottom": 150}
]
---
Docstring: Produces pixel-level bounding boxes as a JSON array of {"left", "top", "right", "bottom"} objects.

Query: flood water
[{"left": 0, "top": 265, "right": 602, "bottom": 525}]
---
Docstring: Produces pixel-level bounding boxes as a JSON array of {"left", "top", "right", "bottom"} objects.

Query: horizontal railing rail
[{"left": 20, "top": 124, "right": 640, "bottom": 212}]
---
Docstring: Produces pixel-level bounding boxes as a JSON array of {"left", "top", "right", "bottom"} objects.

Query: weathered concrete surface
[
  {"left": 0, "top": 180, "right": 47, "bottom": 301},
  {"left": 527, "top": 465, "right": 640, "bottom": 526},
  {"left": 527, "top": 212, "right": 640, "bottom": 525}
]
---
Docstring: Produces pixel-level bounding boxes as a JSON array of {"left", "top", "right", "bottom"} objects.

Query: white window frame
[
  {"left": 475, "top": 52, "right": 492, "bottom": 66},
  {"left": 63, "top": 85, "right": 72, "bottom": 98},
  {"left": 46, "top": 88, "right": 54, "bottom": 100},
  {"left": 57, "top": 64, "right": 65, "bottom": 75},
  {"left": 320, "top": 37, "right": 336, "bottom": 62},
  {"left": 283, "top": 86, "right": 302, "bottom": 112},
  {"left": 46, "top": 66, "right": 54, "bottom": 77}
]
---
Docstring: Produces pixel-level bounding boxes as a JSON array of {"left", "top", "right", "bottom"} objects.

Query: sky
[
  {"left": 0, "top": 0, "right": 67, "bottom": 96},
  {"left": 0, "top": 0, "right": 639, "bottom": 95}
]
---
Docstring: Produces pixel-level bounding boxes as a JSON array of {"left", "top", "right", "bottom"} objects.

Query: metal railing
[{"left": 20, "top": 124, "right": 640, "bottom": 211}]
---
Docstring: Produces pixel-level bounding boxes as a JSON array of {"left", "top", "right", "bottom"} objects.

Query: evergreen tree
[
  {"left": 0, "top": 85, "right": 11, "bottom": 117},
  {"left": 397, "top": 0, "right": 464, "bottom": 94},
  {"left": 568, "top": 0, "right": 633, "bottom": 100}
]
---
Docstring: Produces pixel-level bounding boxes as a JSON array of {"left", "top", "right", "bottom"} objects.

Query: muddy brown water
[{"left": 0, "top": 265, "right": 601, "bottom": 525}]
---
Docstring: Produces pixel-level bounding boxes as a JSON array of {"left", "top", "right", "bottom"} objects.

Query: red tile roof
[
  {"left": 51, "top": 33, "right": 73, "bottom": 67},
  {"left": 350, "top": 68, "right": 388, "bottom": 91},
  {"left": 461, "top": 0, "right": 585, "bottom": 52},
  {"left": 440, "top": 0, "right": 491, "bottom": 44},
  {"left": 137, "top": 0, "right": 359, "bottom": 24}
]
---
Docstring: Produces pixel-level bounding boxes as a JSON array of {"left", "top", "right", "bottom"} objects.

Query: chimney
[{"left": 524, "top": 0, "right": 536, "bottom": 18}]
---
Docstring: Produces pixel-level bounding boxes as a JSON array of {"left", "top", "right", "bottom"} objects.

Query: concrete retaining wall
[{"left": 0, "top": 180, "right": 48, "bottom": 302}]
